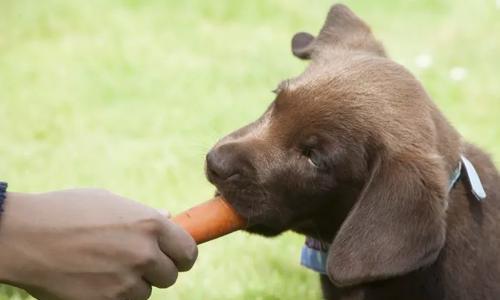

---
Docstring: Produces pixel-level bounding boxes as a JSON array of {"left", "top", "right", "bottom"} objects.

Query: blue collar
[{"left": 300, "top": 155, "right": 487, "bottom": 274}]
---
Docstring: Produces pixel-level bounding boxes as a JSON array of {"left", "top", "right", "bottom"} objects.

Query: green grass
[{"left": 0, "top": 0, "right": 498, "bottom": 299}]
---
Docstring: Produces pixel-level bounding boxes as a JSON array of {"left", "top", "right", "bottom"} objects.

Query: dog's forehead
[
  {"left": 274, "top": 62, "right": 352, "bottom": 110},
  {"left": 267, "top": 56, "right": 408, "bottom": 136},
  {"left": 280, "top": 54, "right": 371, "bottom": 96},
  {"left": 287, "top": 64, "right": 337, "bottom": 92},
  {"left": 250, "top": 54, "right": 422, "bottom": 147},
  {"left": 277, "top": 53, "right": 410, "bottom": 107},
  {"left": 268, "top": 74, "right": 344, "bottom": 142}
]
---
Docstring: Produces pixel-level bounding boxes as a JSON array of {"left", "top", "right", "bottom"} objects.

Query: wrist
[
  {"left": 0, "top": 192, "right": 36, "bottom": 285},
  {"left": 0, "top": 182, "right": 7, "bottom": 213}
]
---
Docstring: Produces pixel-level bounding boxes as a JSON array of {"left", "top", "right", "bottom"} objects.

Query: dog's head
[{"left": 206, "top": 4, "right": 461, "bottom": 287}]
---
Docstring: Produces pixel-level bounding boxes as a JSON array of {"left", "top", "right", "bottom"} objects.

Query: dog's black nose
[{"left": 206, "top": 143, "right": 248, "bottom": 183}]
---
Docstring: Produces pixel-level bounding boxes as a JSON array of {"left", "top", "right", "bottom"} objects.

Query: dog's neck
[{"left": 430, "top": 107, "right": 463, "bottom": 174}]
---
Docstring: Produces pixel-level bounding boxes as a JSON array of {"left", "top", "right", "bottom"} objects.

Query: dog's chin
[
  {"left": 213, "top": 188, "right": 291, "bottom": 237},
  {"left": 245, "top": 224, "right": 287, "bottom": 237}
]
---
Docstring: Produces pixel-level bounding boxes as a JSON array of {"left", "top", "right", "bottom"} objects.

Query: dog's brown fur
[{"left": 205, "top": 4, "right": 500, "bottom": 299}]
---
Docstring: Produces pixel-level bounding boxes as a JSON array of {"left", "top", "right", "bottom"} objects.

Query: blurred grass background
[{"left": 0, "top": 0, "right": 498, "bottom": 299}]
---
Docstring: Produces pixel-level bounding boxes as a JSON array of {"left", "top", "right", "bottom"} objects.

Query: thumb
[{"left": 157, "top": 209, "right": 171, "bottom": 218}]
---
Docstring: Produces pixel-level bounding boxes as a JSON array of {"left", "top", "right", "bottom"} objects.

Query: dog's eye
[
  {"left": 302, "top": 148, "right": 320, "bottom": 167},
  {"left": 308, "top": 156, "right": 319, "bottom": 167}
]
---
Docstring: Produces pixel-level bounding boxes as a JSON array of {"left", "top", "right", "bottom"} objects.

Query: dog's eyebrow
[{"left": 272, "top": 80, "right": 291, "bottom": 94}]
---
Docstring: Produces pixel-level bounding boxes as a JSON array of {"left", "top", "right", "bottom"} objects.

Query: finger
[
  {"left": 157, "top": 219, "right": 198, "bottom": 272},
  {"left": 143, "top": 247, "right": 179, "bottom": 288},
  {"left": 126, "top": 279, "right": 152, "bottom": 300}
]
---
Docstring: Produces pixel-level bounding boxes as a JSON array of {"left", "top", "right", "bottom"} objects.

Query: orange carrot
[{"left": 172, "top": 196, "right": 246, "bottom": 244}]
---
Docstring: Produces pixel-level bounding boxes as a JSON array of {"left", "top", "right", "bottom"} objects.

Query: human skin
[{"left": 0, "top": 189, "right": 197, "bottom": 300}]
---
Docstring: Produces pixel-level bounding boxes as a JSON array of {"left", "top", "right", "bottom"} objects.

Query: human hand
[{"left": 0, "top": 189, "right": 197, "bottom": 300}]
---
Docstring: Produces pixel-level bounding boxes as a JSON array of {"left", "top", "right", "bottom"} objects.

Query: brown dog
[{"left": 205, "top": 4, "right": 500, "bottom": 299}]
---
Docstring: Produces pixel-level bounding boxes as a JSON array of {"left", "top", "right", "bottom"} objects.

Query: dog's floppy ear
[
  {"left": 291, "top": 4, "right": 386, "bottom": 60},
  {"left": 327, "top": 152, "right": 448, "bottom": 287}
]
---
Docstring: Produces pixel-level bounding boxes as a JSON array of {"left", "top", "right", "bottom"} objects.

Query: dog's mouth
[
  {"left": 213, "top": 186, "right": 292, "bottom": 237},
  {"left": 205, "top": 159, "right": 298, "bottom": 236}
]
